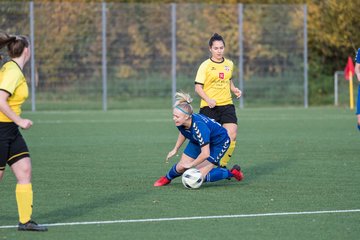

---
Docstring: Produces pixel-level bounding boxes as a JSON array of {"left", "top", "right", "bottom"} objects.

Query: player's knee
[
  {"left": 227, "top": 127, "right": 237, "bottom": 141},
  {"left": 12, "top": 158, "right": 32, "bottom": 183},
  {"left": 229, "top": 131, "right": 237, "bottom": 141},
  {"left": 176, "top": 162, "right": 187, "bottom": 173}
]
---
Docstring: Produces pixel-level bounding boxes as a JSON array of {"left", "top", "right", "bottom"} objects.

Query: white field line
[
  {"left": 1, "top": 209, "right": 359, "bottom": 229},
  {"left": 35, "top": 119, "right": 171, "bottom": 124}
]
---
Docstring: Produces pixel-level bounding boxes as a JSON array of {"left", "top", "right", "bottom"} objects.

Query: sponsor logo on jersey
[
  {"left": 219, "top": 72, "right": 224, "bottom": 79},
  {"left": 224, "top": 66, "right": 230, "bottom": 71}
]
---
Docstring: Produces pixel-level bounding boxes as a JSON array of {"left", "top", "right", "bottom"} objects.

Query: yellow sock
[
  {"left": 220, "top": 141, "right": 236, "bottom": 167},
  {"left": 16, "top": 183, "right": 33, "bottom": 224}
]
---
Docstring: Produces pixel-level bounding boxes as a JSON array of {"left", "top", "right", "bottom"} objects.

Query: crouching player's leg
[
  {"left": 153, "top": 153, "right": 193, "bottom": 187},
  {"left": 199, "top": 138, "right": 244, "bottom": 183},
  {"left": 197, "top": 161, "right": 243, "bottom": 183},
  {"left": 154, "top": 139, "right": 244, "bottom": 187},
  {"left": 154, "top": 141, "right": 201, "bottom": 187}
]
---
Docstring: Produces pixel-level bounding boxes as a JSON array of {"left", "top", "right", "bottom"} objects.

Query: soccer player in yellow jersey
[
  {"left": 0, "top": 32, "right": 47, "bottom": 231},
  {"left": 195, "top": 33, "right": 242, "bottom": 168}
]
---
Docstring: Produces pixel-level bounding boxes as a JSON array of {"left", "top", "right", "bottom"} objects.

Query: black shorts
[
  {"left": 0, "top": 122, "right": 30, "bottom": 171},
  {"left": 200, "top": 104, "right": 237, "bottom": 125}
]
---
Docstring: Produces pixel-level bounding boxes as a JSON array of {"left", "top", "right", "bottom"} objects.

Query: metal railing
[{"left": 0, "top": 2, "right": 307, "bottom": 110}]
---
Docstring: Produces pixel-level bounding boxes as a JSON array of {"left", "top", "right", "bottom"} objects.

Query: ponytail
[
  {"left": 0, "top": 31, "right": 29, "bottom": 58},
  {"left": 0, "top": 32, "right": 15, "bottom": 60},
  {"left": 174, "top": 91, "right": 194, "bottom": 115},
  {"left": 0, "top": 32, "right": 16, "bottom": 49}
]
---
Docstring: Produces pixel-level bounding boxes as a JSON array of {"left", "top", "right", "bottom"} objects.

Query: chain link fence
[{"left": 0, "top": 2, "right": 307, "bottom": 111}]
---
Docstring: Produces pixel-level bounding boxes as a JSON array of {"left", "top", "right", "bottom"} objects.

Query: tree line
[{"left": 2, "top": 0, "right": 360, "bottom": 105}]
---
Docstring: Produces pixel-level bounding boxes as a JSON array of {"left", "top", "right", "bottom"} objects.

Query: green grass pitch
[{"left": 0, "top": 107, "right": 359, "bottom": 239}]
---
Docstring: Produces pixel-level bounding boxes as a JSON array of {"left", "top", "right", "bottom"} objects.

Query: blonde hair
[{"left": 173, "top": 91, "right": 193, "bottom": 115}]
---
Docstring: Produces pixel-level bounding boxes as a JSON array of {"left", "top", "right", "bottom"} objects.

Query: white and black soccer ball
[{"left": 182, "top": 168, "right": 204, "bottom": 189}]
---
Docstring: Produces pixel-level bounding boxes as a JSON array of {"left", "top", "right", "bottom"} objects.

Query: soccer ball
[{"left": 182, "top": 168, "right": 204, "bottom": 189}]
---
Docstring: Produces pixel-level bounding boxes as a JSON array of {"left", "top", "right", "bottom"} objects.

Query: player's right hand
[
  {"left": 165, "top": 149, "right": 177, "bottom": 163},
  {"left": 207, "top": 99, "right": 216, "bottom": 108}
]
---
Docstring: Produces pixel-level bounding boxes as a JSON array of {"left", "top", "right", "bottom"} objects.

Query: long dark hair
[{"left": 0, "top": 31, "right": 29, "bottom": 60}]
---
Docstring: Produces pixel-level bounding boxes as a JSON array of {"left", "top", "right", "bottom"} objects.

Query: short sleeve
[
  {"left": 0, "top": 67, "right": 21, "bottom": 95},
  {"left": 194, "top": 61, "right": 207, "bottom": 85},
  {"left": 228, "top": 59, "right": 234, "bottom": 79},
  {"left": 355, "top": 48, "right": 360, "bottom": 64}
]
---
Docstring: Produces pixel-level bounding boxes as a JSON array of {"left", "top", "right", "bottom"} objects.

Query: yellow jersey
[
  {"left": 195, "top": 58, "right": 234, "bottom": 108},
  {"left": 0, "top": 61, "right": 29, "bottom": 122}
]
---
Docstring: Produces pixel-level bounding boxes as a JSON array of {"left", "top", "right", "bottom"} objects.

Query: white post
[
  {"left": 303, "top": 4, "right": 308, "bottom": 108},
  {"left": 171, "top": 3, "right": 177, "bottom": 105},
  {"left": 334, "top": 71, "right": 344, "bottom": 106},
  {"left": 29, "top": 1, "right": 36, "bottom": 111},
  {"left": 334, "top": 72, "right": 338, "bottom": 106},
  {"left": 238, "top": 4, "right": 244, "bottom": 109},
  {"left": 102, "top": 2, "right": 107, "bottom": 111}
]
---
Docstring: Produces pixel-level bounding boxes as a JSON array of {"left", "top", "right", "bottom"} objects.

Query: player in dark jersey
[
  {"left": 154, "top": 92, "right": 244, "bottom": 187},
  {"left": 0, "top": 31, "right": 47, "bottom": 231},
  {"left": 354, "top": 48, "right": 360, "bottom": 130}
]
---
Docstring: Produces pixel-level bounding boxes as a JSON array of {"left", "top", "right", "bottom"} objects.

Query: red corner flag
[
  {"left": 344, "top": 56, "right": 355, "bottom": 110},
  {"left": 344, "top": 56, "right": 355, "bottom": 80}
]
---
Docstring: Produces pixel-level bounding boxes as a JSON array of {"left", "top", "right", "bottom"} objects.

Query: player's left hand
[
  {"left": 232, "top": 88, "right": 242, "bottom": 98},
  {"left": 17, "top": 118, "right": 33, "bottom": 129}
]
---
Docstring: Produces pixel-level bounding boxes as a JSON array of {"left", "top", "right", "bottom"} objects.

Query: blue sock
[
  {"left": 166, "top": 164, "right": 182, "bottom": 180},
  {"left": 204, "top": 167, "right": 233, "bottom": 182},
  {"left": 358, "top": 124, "right": 360, "bottom": 131}
]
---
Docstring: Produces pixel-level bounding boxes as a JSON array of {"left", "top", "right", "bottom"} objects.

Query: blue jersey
[
  {"left": 177, "top": 113, "right": 229, "bottom": 147},
  {"left": 355, "top": 48, "right": 360, "bottom": 63},
  {"left": 356, "top": 49, "right": 360, "bottom": 116}
]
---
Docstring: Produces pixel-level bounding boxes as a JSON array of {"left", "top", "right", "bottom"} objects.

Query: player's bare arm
[
  {"left": 355, "top": 63, "right": 360, "bottom": 82},
  {"left": 195, "top": 84, "right": 216, "bottom": 108},
  {"left": 230, "top": 80, "right": 242, "bottom": 98},
  {"left": 166, "top": 133, "right": 186, "bottom": 162},
  {"left": 0, "top": 91, "right": 32, "bottom": 129}
]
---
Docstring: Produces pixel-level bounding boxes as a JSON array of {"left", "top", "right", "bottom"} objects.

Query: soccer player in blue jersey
[
  {"left": 355, "top": 48, "right": 360, "bottom": 131},
  {"left": 154, "top": 92, "right": 244, "bottom": 187}
]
